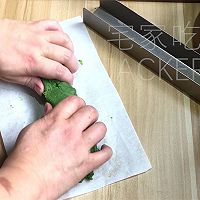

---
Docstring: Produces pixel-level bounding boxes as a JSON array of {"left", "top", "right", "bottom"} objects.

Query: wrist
[{"left": 0, "top": 165, "right": 46, "bottom": 200}]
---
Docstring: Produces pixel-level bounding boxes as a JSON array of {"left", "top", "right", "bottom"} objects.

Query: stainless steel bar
[{"left": 83, "top": 0, "right": 200, "bottom": 103}]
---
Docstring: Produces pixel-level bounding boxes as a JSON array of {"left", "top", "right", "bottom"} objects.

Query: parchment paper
[{"left": 0, "top": 17, "right": 151, "bottom": 199}]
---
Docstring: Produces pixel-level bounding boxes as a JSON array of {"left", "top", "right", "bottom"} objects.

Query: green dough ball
[{"left": 43, "top": 79, "right": 77, "bottom": 107}]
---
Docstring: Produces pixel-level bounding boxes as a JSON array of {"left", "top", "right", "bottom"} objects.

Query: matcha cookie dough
[
  {"left": 43, "top": 79, "right": 77, "bottom": 107},
  {"left": 42, "top": 79, "right": 99, "bottom": 181}
]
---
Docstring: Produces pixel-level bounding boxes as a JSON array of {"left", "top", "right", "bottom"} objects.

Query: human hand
[
  {"left": 0, "top": 19, "right": 78, "bottom": 95},
  {"left": 0, "top": 96, "right": 112, "bottom": 200}
]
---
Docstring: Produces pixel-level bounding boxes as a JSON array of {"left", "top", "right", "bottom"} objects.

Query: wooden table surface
[{"left": 0, "top": 1, "right": 200, "bottom": 200}]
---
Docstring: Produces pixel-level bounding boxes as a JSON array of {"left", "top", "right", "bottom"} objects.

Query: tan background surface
[{"left": 0, "top": 1, "right": 199, "bottom": 200}]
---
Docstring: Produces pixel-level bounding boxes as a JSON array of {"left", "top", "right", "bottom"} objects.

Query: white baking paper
[{"left": 0, "top": 17, "right": 151, "bottom": 199}]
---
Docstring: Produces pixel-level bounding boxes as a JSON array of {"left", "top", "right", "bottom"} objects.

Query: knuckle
[
  {"left": 60, "top": 37, "right": 68, "bottom": 47},
  {"left": 24, "top": 54, "right": 37, "bottom": 74},
  {"left": 49, "top": 20, "right": 61, "bottom": 29},
  {"left": 43, "top": 45, "right": 51, "bottom": 55},
  {"left": 97, "top": 122, "right": 107, "bottom": 133},
  {"left": 67, "top": 96, "right": 85, "bottom": 107},
  {"left": 42, "top": 113, "right": 56, "bottom": 128},
  {"left": 86, "top": 105, "right": 98, "bottom": 117},
  {"left": 56, "top": 67, "right": 73, "bottom": 83},
  {"left": 63, "top": 34, "right": 74, "bottom": 51},
  {"left": 55, "top": 64, "right": 66, "bottom": 78},
  {"left": 36, "top": 20, "right": 61, "bottom": 31},
  {"left": 68, "top": 42, "right": 74, "bottom": 53},
  {"left": 63, "top": 124, "right": 73, "bottom": 136},
  {"left": 63, "top": 49, "right": 73, "bottom": 62},
  {"left": 60, "top": 33, "right": 71, "bottom": 45}
]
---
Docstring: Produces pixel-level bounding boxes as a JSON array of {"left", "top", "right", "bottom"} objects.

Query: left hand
[{"left": 0, "top": 19, "right": 78, "bottom": 95}]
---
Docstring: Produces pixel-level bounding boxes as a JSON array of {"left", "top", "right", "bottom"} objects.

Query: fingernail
[
  {"left": 101, "top": 144, "right": 106, "bottom": 150},
  {"left": 35, "top": 85, "right": 43, "bottom": 95}
]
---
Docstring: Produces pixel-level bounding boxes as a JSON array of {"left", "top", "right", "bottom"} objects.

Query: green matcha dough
[
  {"left": 43, "top": 79, "right": 77, "bottom": 107},
  {"left": 42, "top": 79, "right": 99, "bottom": 181}
]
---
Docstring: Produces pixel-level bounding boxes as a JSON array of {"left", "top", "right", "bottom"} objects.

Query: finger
[
  {"left": 31, "top": 57, "right": 73, "bottom": 84},
  {"left": 44, "top": 103, "right": 53, "bottom": 116},
  {"left": 87, "top": 145, "right": 112, "bottom": 171},
  {"left": 35, "top": 20, "right": 63, "bottom": 32},
  {"left": 42, "top": 43, "right": 78, "bottom": 73},
  {"left": 69, "top": 105, "right": 99, "bottom": 131},
  {"left": 45, "top": 31, "right": 74, "bottom": 51},
  {"left": 53, "top": 96, "right": 86, "bottom": 119},
  {"left": 16, "top": 76, "right": 44, "bottom": 95},
  {"left": 83, "top": 122, "right": 107, "bottom": 148}
]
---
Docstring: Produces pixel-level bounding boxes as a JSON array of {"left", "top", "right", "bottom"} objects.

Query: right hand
[{"left": 0, "top": 96, "right": 112, "bottom": 200}]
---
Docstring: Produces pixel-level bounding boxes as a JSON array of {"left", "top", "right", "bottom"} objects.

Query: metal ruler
[{"left": 83, "top": 0, "right": 200, "bottom": 103}]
